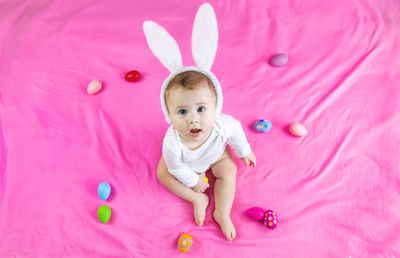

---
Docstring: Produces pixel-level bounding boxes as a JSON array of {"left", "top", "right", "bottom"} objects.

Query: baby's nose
[{"left": 187, "top": 113, "right": 199, "bottom": 124}]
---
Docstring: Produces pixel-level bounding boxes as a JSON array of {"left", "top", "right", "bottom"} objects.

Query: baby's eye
[
  {"left": 197, "top": 106, "right": 206, "bottom": 112},
  {"left": 178, "top": 109, "right": 187, "bottom": 115}
]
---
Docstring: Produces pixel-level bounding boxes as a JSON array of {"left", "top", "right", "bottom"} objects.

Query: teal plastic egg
[
  {"left": 98, "top": 182, "right": 111, "bottom": 200},
  {"left": 98, "top": 205, "right": 111, "bottom": 223}
]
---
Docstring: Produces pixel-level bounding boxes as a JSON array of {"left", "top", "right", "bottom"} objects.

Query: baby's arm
[
  {"left": 163, "top": 143, "right": 209, "bottom": 191},
  {"left": 224, "top": 115, "right": 256, "bottom": 167},
  {"left": 241, "top": 152, "right": 256, "bottom": 167},
  {"left": 191, "top": 173, "right": 209, "bottom": 192}
]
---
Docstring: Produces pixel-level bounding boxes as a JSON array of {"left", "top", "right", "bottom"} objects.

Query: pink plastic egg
[
  {"left": 87, "top": 80, "right": 102, "bottom": 94},
  {"left": 245, "top": 207, "right": 265, "bottom": 221},
  {"left": 263, "top": 210, "right": 278, "bottom": 229},
  {"left": 288, "top": 122, "right": 307, "bottom": 137},
  {"left": 269, "top": 53, "right": 288, "bottom": 67}
]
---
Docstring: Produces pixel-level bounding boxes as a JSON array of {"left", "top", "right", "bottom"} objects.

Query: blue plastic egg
[
  {"left": 253, "top": 120, "right": 272, "bottom": 132},
  {"left": 98, "top": 182, "right": 111, "bottom": 200}
]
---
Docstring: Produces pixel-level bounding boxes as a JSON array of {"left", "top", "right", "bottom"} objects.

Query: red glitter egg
[
  {"left": 125, "top": 70, "right": 141, "bottom": 82},
  {"left": 263, "top": 210, "right": 278, "bottom": 229}
]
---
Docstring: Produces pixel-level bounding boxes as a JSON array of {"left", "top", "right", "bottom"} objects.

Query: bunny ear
[
  {"left": 192, "top": 3, "right": 218, "bottom": 71},
  {"left": 143, "top": 21, "right": 183, "bottom": 72}
]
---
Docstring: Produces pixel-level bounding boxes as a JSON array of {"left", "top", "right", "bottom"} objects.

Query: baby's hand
[
  {"left": 191, "top": 173, "right": 209, "bottom": 193},
  {"left": 241, "top": 152, "right": 256, "bottom": 167}
]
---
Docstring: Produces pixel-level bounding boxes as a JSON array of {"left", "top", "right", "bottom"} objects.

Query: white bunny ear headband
[{"left": 143, "top": 3, "right": 223, "bottom": 124}]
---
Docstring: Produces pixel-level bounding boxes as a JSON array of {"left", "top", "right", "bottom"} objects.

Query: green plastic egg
[{"left": 98, "top": 205, "right": 111, "bottom": 223}]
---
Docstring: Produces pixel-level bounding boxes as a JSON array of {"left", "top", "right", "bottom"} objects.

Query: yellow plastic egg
[
  {"left": 178, "top": 233, "right": 193, "bottom": 253},
  {"left": 204, "top": 176, "right": 208, "bottom": 183}
]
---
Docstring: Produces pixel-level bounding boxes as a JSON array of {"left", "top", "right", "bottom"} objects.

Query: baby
[{"left": 157, "top": 70, "right": 256, "bottom": 241}]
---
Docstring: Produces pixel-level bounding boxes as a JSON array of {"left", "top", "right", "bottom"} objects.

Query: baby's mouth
[{"left": 190, "top": 129, "right": 201, "bottom": 134}]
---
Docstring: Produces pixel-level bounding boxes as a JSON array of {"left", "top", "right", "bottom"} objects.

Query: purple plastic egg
[
  {"left": 263, "top": 210, "right": 278, "bottom": 229},
  {"left": 269, "top": 53, "right": 288, "bottom": 67},
  {"left": 245, "top": 207, "right": 265, "bottom": 221}
]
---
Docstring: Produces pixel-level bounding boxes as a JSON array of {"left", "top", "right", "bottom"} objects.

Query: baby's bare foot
[
  {"left": 213, "top": 210, "right": 236, "bottom": 241},
  {"left": 192, "top": 193, "right": 209, "bottom": 226}
]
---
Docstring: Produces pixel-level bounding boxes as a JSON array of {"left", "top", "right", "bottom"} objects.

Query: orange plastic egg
[{"left": 178, "top": 233, "right": 193, "bottom": 253}]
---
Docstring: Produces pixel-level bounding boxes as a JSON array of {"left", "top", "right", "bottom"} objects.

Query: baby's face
[{"left": 166, "top": 82, "right": 217, "bottom": 148}]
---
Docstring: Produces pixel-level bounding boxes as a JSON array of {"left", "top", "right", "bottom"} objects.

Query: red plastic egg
[{"left": 125, "top": 70, "right": 141, "bottom": 82}]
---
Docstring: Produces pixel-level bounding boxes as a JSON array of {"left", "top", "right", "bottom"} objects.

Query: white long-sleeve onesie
[{"left": 162, "top": 113, "right": 252, "bottom": 188}]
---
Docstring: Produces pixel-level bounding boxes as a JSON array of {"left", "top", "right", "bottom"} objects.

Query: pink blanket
[{"left": 1, "top": 0, "right": 400, "bottom": 257}]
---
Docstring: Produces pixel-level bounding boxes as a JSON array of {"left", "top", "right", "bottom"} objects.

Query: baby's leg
[
  {"left": 211, "top": 146, "right": 237, "bottom": 241},
  {"left": 157, "top": 156, "right": 209, "bottom": 226}
]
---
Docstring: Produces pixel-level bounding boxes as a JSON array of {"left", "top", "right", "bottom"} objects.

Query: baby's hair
[
  {"left": 166, "top": 70, "right": 216, "bottom": 95},
  {"left": 165, "top": 71, "right": 217, "bottom": 113}
]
